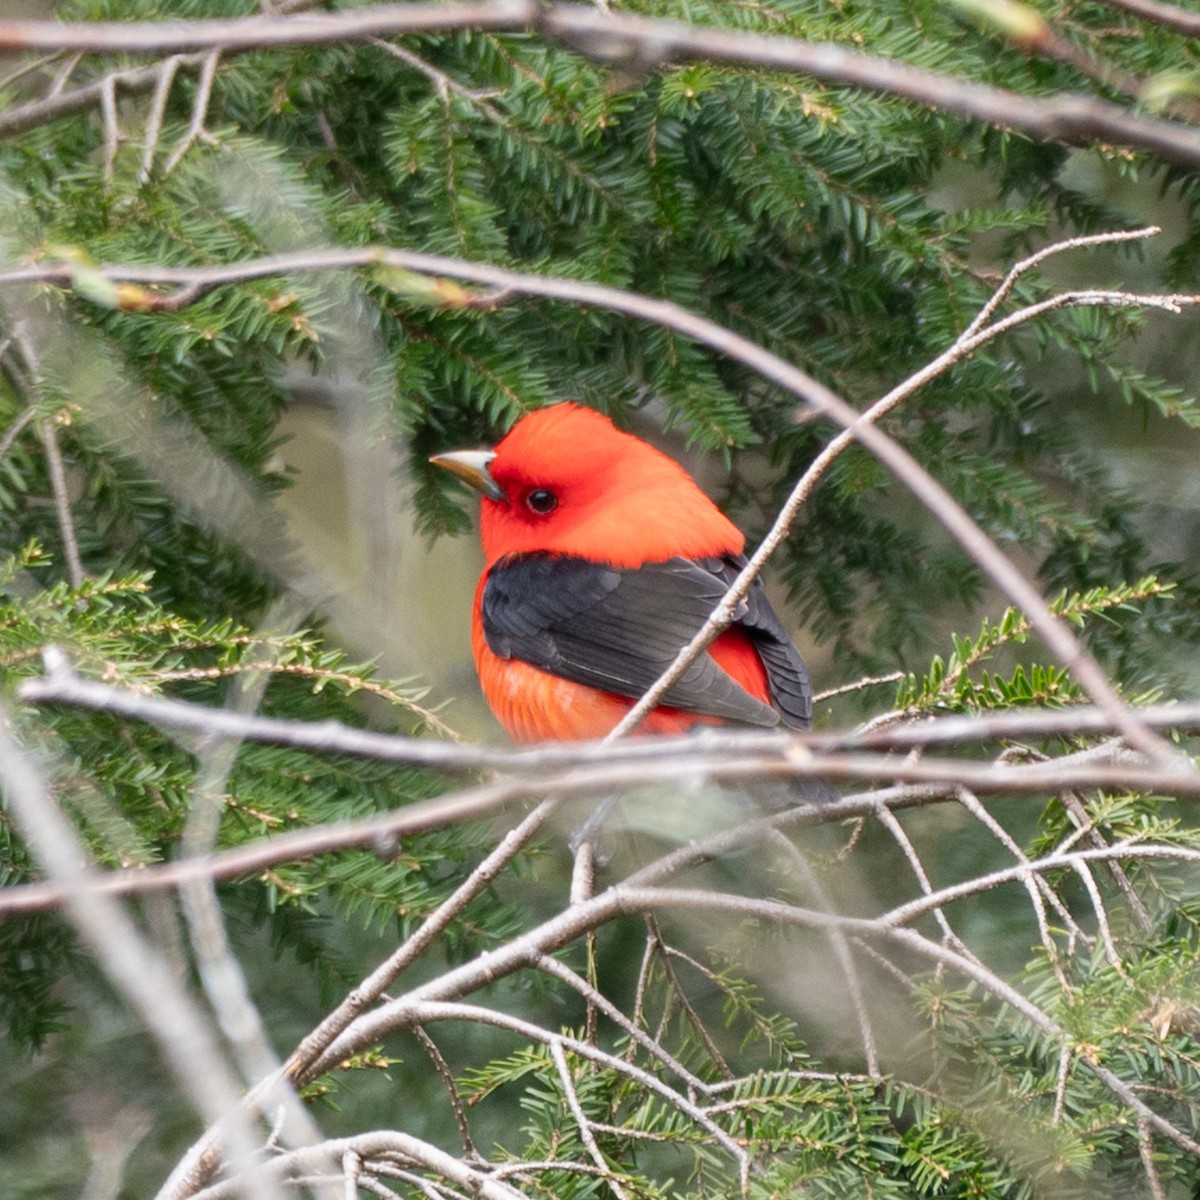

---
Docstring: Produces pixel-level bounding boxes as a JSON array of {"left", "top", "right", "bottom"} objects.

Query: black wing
[{"left": 480, "top": 553, "right": 812, "bottom": 729}]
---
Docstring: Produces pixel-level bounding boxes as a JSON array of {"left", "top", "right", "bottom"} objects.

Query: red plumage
[{"left": 432, "top": 404, "right": 811, "bottom": 744}]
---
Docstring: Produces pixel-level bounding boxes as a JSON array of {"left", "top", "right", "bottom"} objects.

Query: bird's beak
[{"left": 429, "top": 448, "right": 507, "bottom": 503}]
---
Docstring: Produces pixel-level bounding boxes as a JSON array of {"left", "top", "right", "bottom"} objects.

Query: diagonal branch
[
  {"left": 0, "top": 243, "right": 1188, "bottom": 764},
  {"left": 186, "top": 1131, "right": 533, "bottom": 1200},
  {"left": 1094, "top": 0, "right": 1200, "bottom": 38},
  {"left": 0, "top": 714, "right": 289, "bottom": 1200},
  {"left": 604, "top": 229, "right": 1181, "bottom": 743}
]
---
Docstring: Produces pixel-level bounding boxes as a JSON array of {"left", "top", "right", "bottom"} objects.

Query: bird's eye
[{"left": 525, "top": 488, "right": 558, "bottom": 515}]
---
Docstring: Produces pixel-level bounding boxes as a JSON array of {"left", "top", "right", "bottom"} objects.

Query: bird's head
[{"left": 431, "top": 403, "right": 744, "bottom": 568}]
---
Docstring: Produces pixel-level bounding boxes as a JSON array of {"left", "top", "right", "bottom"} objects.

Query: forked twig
[
  {"left": 163, "top": 50, "right": 220, "bottom": 174},
  {"left": 550, "top": 1040, "right": 632, "bottom": 1200}
]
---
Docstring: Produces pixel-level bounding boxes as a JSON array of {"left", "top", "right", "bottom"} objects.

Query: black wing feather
[{"left": 481, "top": 553, "right": 812, "bottom": 729}]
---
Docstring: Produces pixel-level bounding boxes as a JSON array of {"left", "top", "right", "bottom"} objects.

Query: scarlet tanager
[{"left": 431, "top": 404, "right": 813, "bottom": 744}]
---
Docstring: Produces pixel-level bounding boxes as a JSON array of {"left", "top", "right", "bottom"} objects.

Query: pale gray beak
[{"left": 429, "top": 448, "right": 506, "bottom": 502}]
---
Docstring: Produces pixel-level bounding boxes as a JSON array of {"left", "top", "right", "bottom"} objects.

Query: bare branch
[
  {"left": 650, "top": 933, "right": 735, "bottom": 1079},
  {"left": 369, "top": 37, "right": 503, "bottom": 103},
  {"left": 537, "top": 6, "right": 1200, "bottom": 169},
  {"left": 605, "top": 228, "right": 1181, "bottom": 747},
  {"left": 1094, "top": 0, "right": 1200, "bottom": 38},
  {"left": 186, "top": 1131, "right": 534, "bottom": 1200},
  {"left": 412, "top": 1028, "right": 477, "bottom": 1159},
  {"left": 283, "top": 793, "right": 564, "bottom": 1074},
  {"left": 9, "top": 656, "right": 1200, "bottom": 921},
  {"left": 331, "top": 1001, "right": 753, "bottom": 1183},
  {"left": 20, "top": 649, "right": 1200, "bottom": 762},
  {"left": 815, "top": 670, "right": 905, "bottom": 702},
  {"left": 550, "top": 1040, "right": 632, "bottom": 1200},
  {"left": 1058, "top": 788, "right": 1154, "bottom": 931},
  {"left": 535, "top": 954, "right": 711, "bottom": 1094},
  {"left": 139, "top": 54, "right": 181, "bottom": 183},
  {"left": 961, "top": 225, "right": 1163, "bottom": 340},
  {"left": 881, "top": 842, "right": 1200, "bottom": 930},
  {"left": 1070, "top": 855, "right": 1123, "bottom": 969},
  {"left": 0, "top": 1, "right": 532, "bottom": 53},
  {"left": 1138, "top": 1116, "right": 1169, "bottom": 1200},
  {"left": 0, "top": 714, "right": 285, "bottom": 1195},
  {"left": 162, "top": 49, "right": 220, "bottom": 174},
  {"left": 0, "top": 55, "right": 208, "bottom": 139},
  {"left": 953, "top": 786, "right": 1086, "bottom": 953},
  {"left": 45, "top": 49, "right": 82, "bottom": 96},
  {"left": 0, "top": 237, "right": 1176, "bottom": 764},
  {"left": 0, "top": 404, "right": 38, "bottom": 464},
  {"left": 608, "top": 886, "right": 1200, "bottom": 1158},
  {"left": 99, "top": 70, "right": 120, "bottom": 181},
  {"left": 873, "top": 803, "right": 970, "bottom": 957},
  {"left": 39, "top": 417, "right": 85, "bottom": 588},
  {"left": 1, "top": 3, "right": 1199, "bottom": 167}
]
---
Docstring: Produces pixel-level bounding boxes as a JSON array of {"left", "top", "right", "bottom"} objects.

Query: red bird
[{"left": 431, "top": 404, "right": 812, "bottom": 744}]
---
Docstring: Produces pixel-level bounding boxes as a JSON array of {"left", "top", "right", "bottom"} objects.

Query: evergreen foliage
[{"left": 0, "top": 1, "right": 1199, "bottom": 1197}]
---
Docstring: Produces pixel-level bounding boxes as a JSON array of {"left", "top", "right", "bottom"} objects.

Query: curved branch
[
  {"left": 187, "top": 1131, "right": 533, "bottom": 1200},
  {"left": 2, "top": 244, "right": 1188, "bottom": 765},
  {"left": 0, "top": 3, "right": 1199, "bottom": 167},
  {"left": 316, "top": 1000, "right": 752, "bottom": 1178},
  {"left": 609, "top": 885, "right": 1200, "bottom": 1159}
]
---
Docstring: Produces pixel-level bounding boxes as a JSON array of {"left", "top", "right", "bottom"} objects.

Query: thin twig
[
  {"left": 0, "top": 56, "right": 202, "bottom": 138},
  {"left": 1, "top": 3, "right": 1200, "bottom": 166},
  {"left": 814, "top": 671, "right": 905, "bottom": 702},
  {"left": 366, "top": 1164, "right": 451, "bottom": 1200},
  {"left": 45, "top": 49, "right": 82, "bottom": 97},
  {"left": 162, "top": 50, "right": 220, "bottom": 174},
  {"left": 873, "top": 804, "right": 970, "bottom": 958},
  {"left": 1094, "top": 0, "right": 1200, "bottom": 38},
  {"left": 22, "top": 656, "right": 1200, "bottom": 779},
  {"left": 0, "top": 405, "right": 38, "bottom": 465},
  {"left": 370, "top": 37, "right": 502, "bottom": 102},
  {"left": 1069, "top": 857, "right": 1123, "bottom": 970},
  {"left": 284, "top": 794, "right": 563, "bottom": 1075},
  {"left": 550, "top": 1040, "right": 631, "bottom": 1200},
  {"left": 185, "top": 1131, "right": 533, "bottom": 1200},
  {"left": 99, "top": 71, "right": 120, "bottom": 181},
  {"left": 603, "top": 231, "right": 1183, "bottom": 756},
  {"left": 413, "top": 1027, "right": 477, "bottom": 1158},
  {"left": 652, "top": 934, "right": 735, "bottom": 1081},
  {"left": 345, "top": 1002, "right": 752, "bottom": 1186},
  {"left": 1137, "top": 1116, "right": 1169, "bottom": 1200},
  {"left": 953, "top": 786, "right": 1087, "bottom": 955},
  {"left": 605, "top": 886, "right": 1200, "bottom": 1158},
  {"left": 1052, "top": 1042, "right": 1073, "bottom": 1125},
  {"left": 0, "top": 49, "right": 63, "bottom": 91},
  {"left": 0, "top": 715, "right": 282, "bottom": 1198},
  {"left": 1059, "top": 789, "right": 1154, "bottom": 931},
  {"left": 40, "top": 417, "right": 85, "bottom": 588},
  {"left": 764, "top": 828, "right": 880, "bottom": 1075},
  {"left": 5, "top": 240, "right": 1189, "bottom": 764},
  {"left": 879, "top": 842, "right": 1190, "bottom": 930},
  {"left": 961, "top": 225, "right": 1161, "bottom": 340},
  {"left": 140, "top": 55, "right": 181, "bottom": 183},
  {"left": 535, "top": 954, "right": 710, "bottom": 1094}
]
